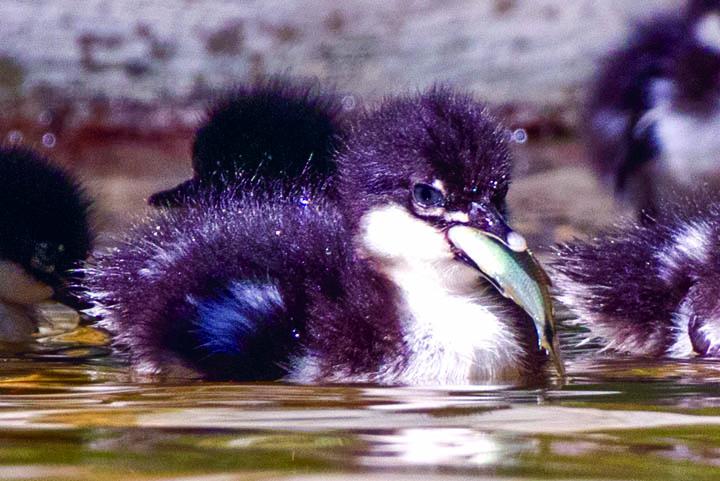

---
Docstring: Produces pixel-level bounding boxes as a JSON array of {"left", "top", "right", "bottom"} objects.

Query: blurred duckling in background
[
  {"left": 84, "top": 83, "right": 563, "bottom": 384},
  {"left": 148, "top": 78, "right": 346, "bottom": 207},
  {"left": 554, "top": 197, "right": 720, "bottom": 358},
  {"left": 0, "top": 147, "right": 92, "bottom": 342},
  {"left": 586, "top": 0, "right": 720, "bottom": 215}
]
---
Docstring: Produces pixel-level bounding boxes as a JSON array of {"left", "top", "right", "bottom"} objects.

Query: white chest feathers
[
  {"left": 359, "top": 205, "right": 524, "bottom": 385},
  {"left": 644, "top": 80, "right": 720, "bottom": 186}
]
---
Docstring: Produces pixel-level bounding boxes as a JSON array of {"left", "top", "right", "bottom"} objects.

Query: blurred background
[{"left": 0, "top": 0, "right": 677, "bottom": 245}]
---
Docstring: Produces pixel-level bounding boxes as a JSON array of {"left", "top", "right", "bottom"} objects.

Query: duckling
[
  {"left": 83, "top": 86, "right": 562, "bottom": 384},
  {"left": 148, "top": 78, "right": 345, "bottom": 207},
  {"left": 586, "top": 0, "right": 720, "bottom": 214},
  {"left": 0, "top": 147, "right": 92, "bottom": 342},
  {"left": 554, "top": 198, "right": 720, "bottom": 358}
]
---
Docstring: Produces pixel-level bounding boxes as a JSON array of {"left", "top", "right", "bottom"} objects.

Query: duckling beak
[{"left": 446, "top": 219, "right": 565, "bottom": 376}]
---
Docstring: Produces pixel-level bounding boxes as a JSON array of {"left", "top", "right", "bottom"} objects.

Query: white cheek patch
[
  {"left": 359, "top": 205, "right": 452, "bottom": 263},
  {"left": 0, "top": 260, "right": 54, "bottom": 305},
  {"left": 696, "top": 13, "right": 720, "bottom": 52}
]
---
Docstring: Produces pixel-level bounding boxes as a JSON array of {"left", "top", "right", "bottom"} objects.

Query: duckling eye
[{"left": 412, "top": 183, "right": 445, "bottom": 208}]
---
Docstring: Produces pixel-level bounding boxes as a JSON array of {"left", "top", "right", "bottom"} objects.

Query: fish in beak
[{"left": 447, "top": 216, "right": 565, "bottom": 377}]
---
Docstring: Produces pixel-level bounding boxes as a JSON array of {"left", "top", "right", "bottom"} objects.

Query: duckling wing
[
  {"left": 83, "top": 197, "right": 309, "bottom": 379},
  {"left": 84, "top": 191, "right": 386, "bottom": 380},
  {"left": 183, "top": 279, "right": 296, "bottom": 380}
]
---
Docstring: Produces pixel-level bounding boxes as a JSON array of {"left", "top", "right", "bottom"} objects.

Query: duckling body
[
  {"left": 586, "top": 0, "right": 720, "bottom": 213},
  {"left": 85, "top": 85, "right": 557, "bottom": 384},
  {"left": 0, "top": 147, "right": 92, "bottom": 342},
  {"left": 554, "top": 199, "right": 720, "bottom": 357}
]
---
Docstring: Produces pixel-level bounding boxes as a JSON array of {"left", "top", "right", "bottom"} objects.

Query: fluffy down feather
[
  {"left": 554, "top": 199, "right": 720, "bottom": 357},
  {"left": 85, "top": 189, "right": 404, "bottom": 380}
]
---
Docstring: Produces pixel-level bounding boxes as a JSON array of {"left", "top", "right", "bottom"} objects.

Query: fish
[{"left": 447, "top": 225, "right": 565, "bottom": 376}]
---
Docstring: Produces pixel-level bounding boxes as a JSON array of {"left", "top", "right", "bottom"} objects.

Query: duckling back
[{"left": 554, "top": 199, "right": 720, "bottom": 357}]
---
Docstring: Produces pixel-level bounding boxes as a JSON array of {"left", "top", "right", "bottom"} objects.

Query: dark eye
[{"left": 412, "top": 183, "right": 445, "bottom": 208}]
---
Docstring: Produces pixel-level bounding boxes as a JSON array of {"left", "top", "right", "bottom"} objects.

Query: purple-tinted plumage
[
  {"left": 0, "top": 146, "right": 93, "bottom": 341},
  {"left": 338, "top": 88, "right": 511, "bottom": 225},
  {"left": 554, "top": 198, "right": 720, "bottom": 357},
  {"left": 86, "top": 192, "right": 403, "bottom": 381},
  {"left": 586, "top": 0, "right": 720, "bottom": 214},
  {"left": 148, "top": 77, "right": 346, "bottom": 207},
  {"left": 84, "top": 85, "right": 555, "bottom": 385}
]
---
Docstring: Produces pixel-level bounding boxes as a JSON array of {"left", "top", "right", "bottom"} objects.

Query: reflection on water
[
  {"left": 0, "top": 320, "right": 718, "bottom": 480},
  {"left": 362, "top": 428, "right": 529, "bottom": 468}
]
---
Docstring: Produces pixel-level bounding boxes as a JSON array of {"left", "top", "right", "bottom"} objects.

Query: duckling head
[
  {"left": 0, "top": 147, "right": 92, "bottom": 307},
  {"left": 336, "top": 87, "right": 561, "bottom": 380},
  {"left": 149, "top": 77, "right": 345, "bottom": 206}
]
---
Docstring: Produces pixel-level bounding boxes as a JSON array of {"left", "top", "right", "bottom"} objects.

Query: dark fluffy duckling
[
  {"left": 554, "top": 198, "right": 720, "bottom": 358},
  {"left": 586, "top": 0, "right": 720, "bottom": 214},
  {"left": 148, "top": 78, "right": 345, "bottom": 206},
  {"left": 84, "top": 86, "right": 561, "bottom": 384},
  {"left": 0, "top": 146, "right": 92, "bottom": 342}
]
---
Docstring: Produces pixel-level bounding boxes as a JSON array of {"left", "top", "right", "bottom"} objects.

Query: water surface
[{"left": 1, "top": 320, "right": 719, "bottom": 481}]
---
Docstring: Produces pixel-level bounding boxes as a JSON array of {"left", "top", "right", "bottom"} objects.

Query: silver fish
[{"left": 447, "top": 225, "right": 565, "bottom": 376}]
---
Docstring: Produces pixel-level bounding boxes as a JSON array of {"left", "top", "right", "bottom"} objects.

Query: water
[{"left": 1, "top": 319, "right": 719, "bottom": 481}]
